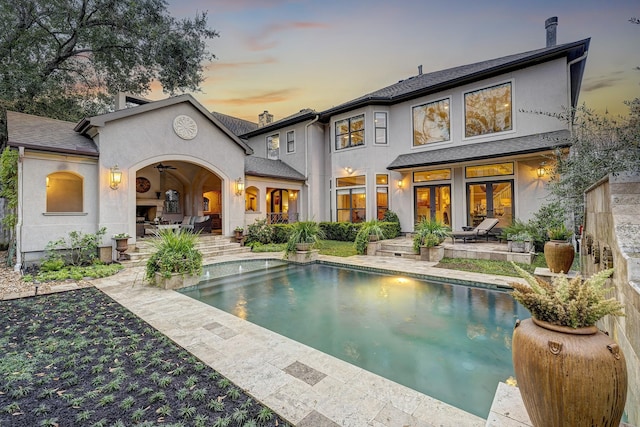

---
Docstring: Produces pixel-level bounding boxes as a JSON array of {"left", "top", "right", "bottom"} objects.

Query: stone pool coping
[{"left": 93, "top": 252, "right": 525, "bottom": 426}]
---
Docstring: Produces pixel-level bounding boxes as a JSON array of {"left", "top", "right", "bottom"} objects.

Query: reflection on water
[{"left": 180, "top": 263, "right": 529, "bottom": 418}]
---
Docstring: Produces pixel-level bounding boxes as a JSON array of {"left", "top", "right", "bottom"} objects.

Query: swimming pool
[{"left": 179, "top": 260, "right": 529, "bottom": 418}]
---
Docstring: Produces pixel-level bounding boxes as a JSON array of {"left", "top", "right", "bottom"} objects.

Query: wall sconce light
[
  {"left": 235, "top": 177, "right": 244, "bottom": 196},
  {"left": 397, "top": 180, "right": 404, "bottom": 189},
  {"left": 345, "top": 166, "right": 353, "bottom": 174},
  {"left": 109, "top": 165, "right": 122, "bottom": 190},
  {"left": 46, "top": 176, "right": 50, "bottom": 187},
  {"left": 536, "top": 162, "right": 546, "bottom": 178}
]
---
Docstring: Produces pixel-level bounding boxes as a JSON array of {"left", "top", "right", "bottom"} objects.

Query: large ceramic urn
[
  {"left": 544, "top": 240, "right": 575, "bottom": 273},
  {"left": 512, "top": 318, "right": 627, "bottom": 427}
]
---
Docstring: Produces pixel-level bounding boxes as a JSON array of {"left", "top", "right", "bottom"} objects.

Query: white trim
[
  {"left": 410, "top": 96, "right": 453, "bottom": 148},
  {"left": 462, "top": 79, "right": 516, "bottom": 141}
]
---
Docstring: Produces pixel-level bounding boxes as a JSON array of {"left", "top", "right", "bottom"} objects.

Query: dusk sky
[{"left": 153, "top": 0, "right": 640, "bottom": 123}]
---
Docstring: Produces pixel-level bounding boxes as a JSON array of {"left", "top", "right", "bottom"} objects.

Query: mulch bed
[{"left": 0, "top": 287, "right": 289, "bottom": 426}]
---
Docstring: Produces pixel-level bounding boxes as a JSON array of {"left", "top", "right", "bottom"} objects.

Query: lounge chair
[{"left": 451, "top": 217, "right": 500, "bottom": 243}]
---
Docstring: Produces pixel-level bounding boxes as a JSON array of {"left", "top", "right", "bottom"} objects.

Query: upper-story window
[
  {"left": 374, "top": 112, "right": 387, "bottom": 144},
  {"left": 286, "top": 130, "right": 295, "bottom": 153},
  {"left": 464, "top": 82, "right": 512, "bottom": 138},
  {"left": 267, "top": 133, "right": 280, "bottom": 160},
  {"left": 335, "top": 114, "right": 364, "bottom": 150},
  {"left": 413, "top": 98, "right": 450, "bottom": 146},
  {"left": 46, "top": 171, "right": 83, "bottom": 212}
]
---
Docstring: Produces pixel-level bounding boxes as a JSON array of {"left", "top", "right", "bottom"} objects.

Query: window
[
  {"left": 413, "top": 98, "right": 450, "bottom": 145},
  {"left": 286, "top": 130, "right": 295, "bottom": 153},
  {"left": 413, "top": 169, "right": 451, "bottom": 182},
  {"left": 465, "top": 162, "right": 514, "bottom": 178},
  {"left": 376, "top": 174, "right": 389, "bottom": 219},
  {"left": 374, "top": 112, "right": 387, "bottom": 144},
  {"left": 336, "top": 175, "right": 366, "bottom": 187},
  {"left": 164, "top": 189, "right": 180, "bottom": 214},
  {"left": 465, "top": 82, "right": 512, "bottom": 138},
  {"left": 267, "top": 134, "right": 280, "bottom": 160},
  {"left": 335, "top": 114, "right": 364, "bottom": 150},
  {"left": 46, "top": 172, "right": 83, "bottom": 212},
  {"left": 336, "top": 188, "right": 366, "bottom": 223}
]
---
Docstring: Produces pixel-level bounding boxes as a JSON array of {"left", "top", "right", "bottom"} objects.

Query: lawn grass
[
  {"left": 317, "top": 239, "right": 357, "bottom": 257},
  {"left": 434, "top": 254, "right": 547, "bottom": 277},
  {"left": 0, "top": 288, "right": 289, "bottom": 427}
]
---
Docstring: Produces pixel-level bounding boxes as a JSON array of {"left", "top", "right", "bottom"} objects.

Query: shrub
[
  {"left": 412, "top": 218, "right": 450, "bottom": 252},
  {"left": 271, "top": 223, "right": 292, "bottom": 244},
  {"left": 43, "top": 227, "right": 107, "bottom": 267},
  {"left": 145, "top": 229, "right": 202, "bottom": 281},
  {"left": 284, "top": 221, "right": 324, "bottom": 255},
  {"left": 527, "top": 202, "right": 568, "bottom": 250},
  {"left": 547, "top": 223, "right": 573, "bottom": 241},
  {"left": 245, "top": 219, "right": 274, "bottom": 245},
  {"left": 319, "top": 222, "right": 358, "bottom": 241},
  {"left": 354, "top": 220, "right": 386, "bottom": 254}
]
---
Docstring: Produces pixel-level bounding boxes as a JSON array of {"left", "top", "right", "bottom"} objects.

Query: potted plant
[
  {"left": 145, "top": 229, "right": 203, "bottom": 289},
  {"left": 112, "top": 233, "right": 130, "bottom": 261},
  {"left": 234, "top": 226, "right": 244, "bottom": 241},
  {"left": 544, "top": 223, "right": 574, "bottom": 273},
  {"left": 510, "top": 264, "right": 626, "bottom": 427},
  {"left": 354, "top": 219, "right": 385, "bottom": 255},
  {"left": 412, "top": 218, "right": 450, "bottom": 262},
  {"left": 284, "top": 221, "right": 324, "bottom": 256}
]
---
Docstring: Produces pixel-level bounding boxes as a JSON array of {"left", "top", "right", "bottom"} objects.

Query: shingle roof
[
  {"left": 6, "top": 111, "right": 98, "bottom": 156},
  {"left": 240, "top": 108, "right": 317, "bottom": 138},
  {"left": 321, "top": 39, "right": 589, "bottom": 118},
  {"left": 211, "top": 111, "right": 258, "bottom": 136},
  {"left": 387, "top": 130, "right": 571, "bottom": 170},
  {"left": 245, "top": 156, "right": 306, "bottom": 181}
]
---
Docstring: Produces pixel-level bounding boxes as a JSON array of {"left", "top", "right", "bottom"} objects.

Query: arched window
[
  {"left": 46, "top": 172, "right": 83, "bottom": 212},
  {"left": 245, "top": 186, "right": 259, "bottom": 211}
]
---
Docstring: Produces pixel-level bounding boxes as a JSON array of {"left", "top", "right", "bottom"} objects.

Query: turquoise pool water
[{"left": 180, "top": 260, "right": 529, "bottom": 418}]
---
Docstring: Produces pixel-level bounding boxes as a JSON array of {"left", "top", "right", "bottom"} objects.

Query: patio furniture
[
  {"left": 451, "top": 217, "right": 500, "bottom": 243},
  {"left": 193, "top": 215, "right": 212, "bottom": 233}
]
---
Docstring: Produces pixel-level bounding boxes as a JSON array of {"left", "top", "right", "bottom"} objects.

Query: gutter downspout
[
  {"left": 567, "top": 50, "right": 588, "bottom": 134},
  {"left": 304, "top": 115, "right": 320, "bottom": 221},
  {"left": 15, "top": 146, "right": 24, "bottom": 271}
]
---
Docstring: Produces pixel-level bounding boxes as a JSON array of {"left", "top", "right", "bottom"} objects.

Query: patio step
[
  {"left": 376, "top": 238, "right": 420, "bottom": 259},
  {"left": 124, "top": 234, "right": 251, "bottom": 265}
]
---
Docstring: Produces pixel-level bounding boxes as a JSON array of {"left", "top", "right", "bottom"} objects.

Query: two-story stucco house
[{"left": 3, "top": 18, "right": 589, "bottom": 267}]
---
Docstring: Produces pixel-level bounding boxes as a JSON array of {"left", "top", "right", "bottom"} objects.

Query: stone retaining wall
[{"left": 583, "top": 171, "right": 640, "bottom": 426}]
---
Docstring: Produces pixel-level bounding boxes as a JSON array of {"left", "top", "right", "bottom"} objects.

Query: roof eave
[
  {"left": 240, "top": 111, "right": 318, "bottom": 138},
  {"left": 8, "top": 141, "right": 99, "bottom": 158}
]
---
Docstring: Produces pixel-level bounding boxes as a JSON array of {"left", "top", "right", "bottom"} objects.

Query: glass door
[
  {"left": 466, "top": 181, "right": 513, "bottom": 228},
  {"left": 414, "top": 185, "right": 451, "bottom": 225}
]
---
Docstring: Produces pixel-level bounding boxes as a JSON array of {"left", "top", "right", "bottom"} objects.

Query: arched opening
[
  {"left": 245, "top": 186, "right": 259, "bottom": 212},
  {"left": 46, "top": 171, "right": 83, "bottom": 212}
]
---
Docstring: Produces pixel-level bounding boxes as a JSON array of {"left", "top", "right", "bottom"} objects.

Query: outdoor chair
[
  {"left": 450, "top": 217, "right": 500, "bottom": 243},
  {"left": 179, "top": 215, "right": 195, "bottom": 232},
  {"left": 193, "top": 215, "right": 212, "bottom": 233}
]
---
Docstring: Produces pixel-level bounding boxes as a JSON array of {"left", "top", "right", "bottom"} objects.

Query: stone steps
[{"left": 375, "top": 238, "right": 419, "bottom": 259}]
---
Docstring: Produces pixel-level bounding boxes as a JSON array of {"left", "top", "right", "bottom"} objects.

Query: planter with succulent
[
  {"left": 145, "top": 229, "right": 203, "bottom": 289},
  {"left": 544, "top": 223, "right": 574, "bottom": 273},
  {"left": 284, "top": 221, "right": 324, "bottom": 258},
  {"left": 510, "top": 264, "right": 626, "bottom": 427},
  {"left": 412, "top": 218, "right": 450, "bottom": 262},
  {"left": 112, "top": 233, "right": 131, "bottom": 261},
  {"left": 509, "top": 232, "right": 533, "bottom": 253},
  {"left": 354, "top": 219, "right": 385, "bottom": 255}
]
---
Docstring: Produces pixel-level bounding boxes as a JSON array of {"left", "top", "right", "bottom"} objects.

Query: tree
[
  {"left": 544, "top": 101, "right": 640, "bottom": 227},
  {"left": 0, "top": 0, "right": 219, "bottom": 121}
]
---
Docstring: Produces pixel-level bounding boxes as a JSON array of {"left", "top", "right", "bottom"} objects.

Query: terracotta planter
[
  {"left": 544, "top": 240, "right": 575, "bottom": 273},
  {"left": 512, "top": 318, "right": 627, "bottom": 427}
]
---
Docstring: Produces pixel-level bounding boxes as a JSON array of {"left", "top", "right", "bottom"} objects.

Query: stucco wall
[{"left": 583, "top": 172, "right": 640, "bottom": 425}]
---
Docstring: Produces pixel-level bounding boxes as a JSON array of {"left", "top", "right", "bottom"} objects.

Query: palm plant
[
  {"left": 412, "top": 218, "right": 450, "bottom": 253},
  {"left": 145, "top": 229, "right": 202, "bottom": 282},
  {"left": 354, "top": 219, "right": 385, "bottom": 254},
  {"left": 284, "top": 221, "right": 324, "bottom": 255}
]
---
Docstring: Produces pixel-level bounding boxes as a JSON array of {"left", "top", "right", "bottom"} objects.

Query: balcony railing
[{"left": 267, "top": 213, "right": 299, "bottom": 224}]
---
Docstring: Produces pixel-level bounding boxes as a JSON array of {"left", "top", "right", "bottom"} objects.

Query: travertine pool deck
[{"left": 92, "top": 252, "right": 525, "bottom": 426}]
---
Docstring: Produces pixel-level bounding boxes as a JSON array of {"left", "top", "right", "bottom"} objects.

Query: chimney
[
  {"left": 258, "top": 110, "right": 273, "bottom": 128},
  {"left": 545, "top": 16, "right": 558, "bottom": 47},
  {"left": 418, "top": 65, "right": 423, "bottom": 75}
]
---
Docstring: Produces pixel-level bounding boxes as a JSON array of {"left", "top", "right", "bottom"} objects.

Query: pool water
[{"left": 180, "top": 261, "right": 529, "bottom": 418}]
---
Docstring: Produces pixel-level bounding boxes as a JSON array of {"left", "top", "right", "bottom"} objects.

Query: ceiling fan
[{"left": 155, "top": 163, "right": 177, "bottom": 172}]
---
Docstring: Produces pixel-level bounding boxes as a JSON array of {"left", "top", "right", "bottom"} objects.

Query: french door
[
  {"left": 414, "top": 185, "right": 451, "bottom": 225},
  {"left": 466, "top": 180, "right": 513, "bottom": 228}
]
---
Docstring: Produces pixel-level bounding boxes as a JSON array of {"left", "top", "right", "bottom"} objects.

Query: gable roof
[
  {"left": 75, "top": 94, "right": 253, "bottom": 154},
  {"left": 387, "top": 130, "right": 571, "bottom": 170},
  {"left": 211, "top": 111, "right": 258, "bottom": 136},
  {"left": 6, "top": 111, "right": 98, "bottom": 157},
  {"left": 320, "top": 38, "right": 590, "bottom": 120},
  {"left": 244, "top": 156, "right": 306, "bottom": 181}
]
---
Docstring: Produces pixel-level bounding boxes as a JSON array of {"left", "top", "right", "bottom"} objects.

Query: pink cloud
[{"left": 206, "top": 88, "right": 298, "bottom": 106}]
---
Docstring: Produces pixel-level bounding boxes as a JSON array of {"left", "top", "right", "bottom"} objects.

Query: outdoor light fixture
[
  {"left": 110, "top": 165, "right": 122, "bottom": 190},
  {"left": 536, "top": 162, "right": 546, "bottom": 178},
  {"left": 397, "top": 179, "right": 404, "bottom": 189},
  {"left": 345, "top": 166, "right": 353, "bottom": 174},
  {"left": 235, "top": 177, "right": 244, "bottom": 196}
]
